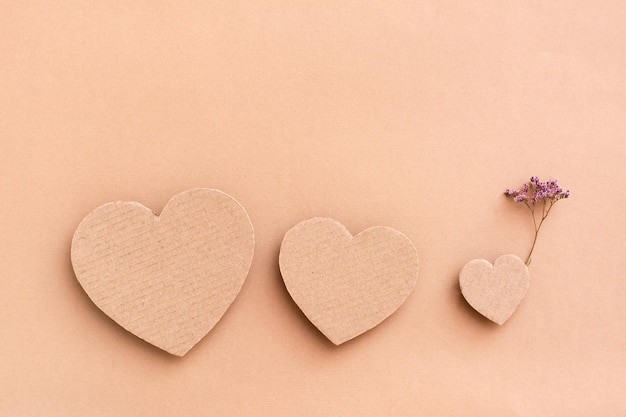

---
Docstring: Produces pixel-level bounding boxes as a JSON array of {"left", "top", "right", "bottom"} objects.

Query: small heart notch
[{"left": 459, "top": 254, "right": 529, "bottom": 325}]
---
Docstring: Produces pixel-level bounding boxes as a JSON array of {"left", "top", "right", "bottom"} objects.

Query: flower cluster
[
  {"left": 505, "top": 176, "right": 569, "bottom": 205},
  {"left": 504, "top": 176, "right": 570, "bottom": 265}
]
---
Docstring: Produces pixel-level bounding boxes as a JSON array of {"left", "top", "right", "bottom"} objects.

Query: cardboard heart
[
  {"left": 279, "top": 217, "right": 419, "bottom": 345},
  {"left": 459, "top": 254, "right": 530, "bottom": 325},
  {"left": 71, "top": 188, "right": 254, "bottom": 356}
]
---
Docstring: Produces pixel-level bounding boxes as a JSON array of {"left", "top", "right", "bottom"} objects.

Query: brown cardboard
[
  {"left": 70, "top": 188, "right": 254, "bottom": 356},
  {"left": 459, "top": 254, "right": 530, "bottom": 325},
  {"left": 279, "top": 217, "right": 419, "bottom": 345},
  {"left": 5, "top": 1, "right": 626, "bottom": 413}
]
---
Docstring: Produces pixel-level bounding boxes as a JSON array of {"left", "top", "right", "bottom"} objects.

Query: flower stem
[
  {"left": 525, "top": 199, "right": 555, "bottom": 265},
  {"left": 525, "top": 229, "right": 539, "bottom": 265}
]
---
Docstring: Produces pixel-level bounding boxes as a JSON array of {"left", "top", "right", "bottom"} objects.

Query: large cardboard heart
[
  {"left": 279, "top": 217, "right": 419, "bottom": 345},
  {"left": 459, "top": 254, "right": 530, "bottom": 325},
  {"left": 71, "top": 188, "right": 254, "bottom": 356}
]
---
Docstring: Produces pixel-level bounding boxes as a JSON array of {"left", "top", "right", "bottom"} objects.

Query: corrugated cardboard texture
[
  {"left": 3, "top": 1, "right": 626, "bottom": 414},
  {"left": 459, "top": 254, "right": 530, "bottom": 325},
  {"left": 279, "top": 217, "right": 419, "bottom": 344},
  {"left": 71, "top": 189, "right": 254, "bottom": 356}
]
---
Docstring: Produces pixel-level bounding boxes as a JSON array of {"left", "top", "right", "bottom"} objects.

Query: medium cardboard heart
[
  {"left": 459, "top": 254, "right": 530, "bottom": 325},
  {"left": 279, "top": 217, "right": 419, "bottom": 345},
  {"left": 71, "top": 188, "right": 254, "bottom": 356}
]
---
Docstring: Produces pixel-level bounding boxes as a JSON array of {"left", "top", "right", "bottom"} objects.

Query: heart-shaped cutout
[
  {"left": 279, "top": 217, "right": 419, "bottom": 345},
  {"left": 459, "top": 254, "right": 530, "bottom": 325},
  {"left": 71, "top": 188, "right": 254, "bottom": 356}
]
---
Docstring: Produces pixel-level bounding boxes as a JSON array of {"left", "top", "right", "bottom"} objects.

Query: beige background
[{"left": 1, "top": 1, "right": 625, "bottom": 415}]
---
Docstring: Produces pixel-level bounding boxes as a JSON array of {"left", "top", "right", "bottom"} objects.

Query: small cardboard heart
[
  {"left": 279, "top": 217, "right": 419, "bottom": 345},
  {"left": 459, "top": 254, "right": 530, "bottom": 325},
  {"left": 71, "top": 189, "right": 254, "bottom": 356}
]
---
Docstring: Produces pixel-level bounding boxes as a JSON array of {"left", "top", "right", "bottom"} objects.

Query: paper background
[{"left": 1, "top": 1, "right": 625, "bottom": 415}]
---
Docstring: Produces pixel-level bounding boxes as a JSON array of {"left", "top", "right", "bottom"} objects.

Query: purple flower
[
  {"left": 504, "top": 176, "right": 570, "bottom": 265},
  {"left": 504, "top": 176, "right": 569, "bottom": 206}
]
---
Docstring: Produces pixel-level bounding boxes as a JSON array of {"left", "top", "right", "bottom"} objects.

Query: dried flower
[{"left": 504, "top": 176, "right": 570, "bottom": 265}]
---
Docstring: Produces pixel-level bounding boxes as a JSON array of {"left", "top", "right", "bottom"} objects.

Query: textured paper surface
[
  {"left": 71, "top": 189, "right": 254, "bottom": 356},
  {"left": 2, "top": 1, "right": 626, "bottom": 415},
  {"left": 459, "top": 254, "right": 530, "bottom": 325},
  {"left": 279, "top": 217, "right": 418, "bottom": 344}
]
